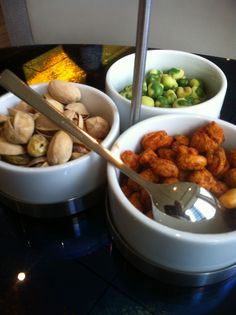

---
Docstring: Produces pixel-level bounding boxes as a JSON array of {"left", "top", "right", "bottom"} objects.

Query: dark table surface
[{"left": 0, "top": 45, "right": 236, "bottom": 315}]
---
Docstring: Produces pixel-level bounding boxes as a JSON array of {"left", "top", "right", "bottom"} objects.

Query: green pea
[
  {"left": 142, "top": 96, "right": 155, "bottom": 107},
  {"left": 173, "top": 97, "right": 193, "bottom": 108},
  {"left": 167, "top": 68, "right": 185, "bottom": 80},
  {"left": 191, "top": 85, "right": 206, "bottom": 99},
  {"left": 177, "top": 77, "right": 189, "bottom": 87},
  {"left": 163, "top": 90, "right": 177, "bottom": 104},
  {"left": 119, "top": 66, "right": 207, "bottom": 109},
  {"left": 142, "top": 81, "right": 147, "bottom": 95},
  {"left": 147, "top": 82, "right": 164, "bottom": 99},
  {"left": 161, "top": 74, "right": 178, "bottom": 90},
  {"left": 176, "top": 86, "right": 192, "bottom": 98},
  {"left": 190, "top": 79, "right": 203, "bottom": 88},
  {"left": 155, "top": 96, "right": 170, "bottom": 108},
  {"left": 146, "top": 73, "right": 161, "bottom": 85}
]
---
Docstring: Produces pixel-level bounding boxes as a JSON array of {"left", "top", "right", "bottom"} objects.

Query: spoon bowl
[{"left": 0, "top": 69, "right": 229, "bottom": 233}]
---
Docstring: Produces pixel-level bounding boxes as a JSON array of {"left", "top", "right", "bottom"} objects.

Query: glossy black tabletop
[{"left": 0, "top": 45, "right": 236, "bottom": 315}]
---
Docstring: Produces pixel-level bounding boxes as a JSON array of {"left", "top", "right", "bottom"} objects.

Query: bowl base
[
  {"left": 0, "top": 185, "right": 106, "bottom": 218},
  {"left": 106, "top": 197, "right": 236, "bottom": 287}
]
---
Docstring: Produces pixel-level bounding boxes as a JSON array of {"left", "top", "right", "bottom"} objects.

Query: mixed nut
[{"left": 0, "top": 80, "right": 110, "bottom": 167}]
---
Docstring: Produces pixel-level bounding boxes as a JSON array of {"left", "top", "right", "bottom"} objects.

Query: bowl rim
[
  {"left": 0, "top": 82, "right": 120, "bottom": 174},
  {"left": 105, "top": 49, "right": 228, "bottom": 112},
  {"left": 107, "top": 113, "right": 236, "bottom": 242}
]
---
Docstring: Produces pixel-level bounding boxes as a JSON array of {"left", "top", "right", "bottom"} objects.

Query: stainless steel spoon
[{"left": 0, "top": 69, "right": 230, "bottom": 234}]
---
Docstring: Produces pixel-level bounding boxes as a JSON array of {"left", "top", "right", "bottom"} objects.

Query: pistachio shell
[
  {"left": 70, "top": 152, "right": 86, "bottom": 160},
  {"left": 47, "top": 130, "right": 73, "bottom": 165},
  {"left": 63, "top": 111, "right": 84, "bottom": 144},
  {"left": 3, "top": 111, "right": 35, "bottom": 144},
  {"left": 0, "top": 115, "right": 9, "bottom": 124},
  {"left": 73, "top": 144, "right": 89, "bottom": 154},
  {"left": 35, "top": 129, "right": 54, "bottom": 139},
  {"left": 85, "top": 116, "right": 110, "bottom": 139},
  {"left": 27, "top": 156, "right": 48, "bottom": 167},
  {"left": 63, "top": 109, "right": 77, "bottom": 121},
  {"left": 77, "top": 114, "right": 84, "bottom": 129},
  {"left": 64, "top": 110, "right": 84, "bottom": 129},
  {"left": 2, "top": 153, "right": 30, "bottom": 165},
  {"left": 35, "top": 114, "right": 59, "bottom": 131},
  {"left": 47, "top": 80, "right": 81, "bottom": 104},
  {"left": 0, "top": 136, "right": 25, "bottom": 155},
  {"left": 65, "top": 102, "right": 89, "bottom": 116},
  {"left": 46, "top": 99, "right": 64, "bottom": 112},
  {"left": 10, "top": 101, "right": 35, "bottom": 114},
  {"left": 43, "top": 92, "right": 55, "bottom": 100}
]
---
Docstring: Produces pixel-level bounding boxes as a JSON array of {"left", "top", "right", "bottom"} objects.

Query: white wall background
[{"left": 4, "top": 0, "right": 236, "bottom": 59}]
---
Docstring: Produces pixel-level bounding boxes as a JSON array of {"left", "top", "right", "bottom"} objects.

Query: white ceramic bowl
[
  {"left": 107, "top": 114, "right": 236, "bottom": 273},
  {"left": 105, "top": 49, "right": 227, "bottom": 131},
  {"left": 0, "top": 82, "right": 120, "bottom": 204}
]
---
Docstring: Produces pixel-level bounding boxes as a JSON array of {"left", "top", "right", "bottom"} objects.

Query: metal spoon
[{"left": 0, "top": 69, "right": 230, "bottom": 234}]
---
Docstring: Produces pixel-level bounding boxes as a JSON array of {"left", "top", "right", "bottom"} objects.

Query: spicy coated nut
[
  {"left": 141, "top": 130, "right": 173, "bottom": 151},
  {"left": 219, "top": 188, "right": 236, "bottom": 209},
  {"left": 120, "top": 150, "right": 140, "bottom": 170}
]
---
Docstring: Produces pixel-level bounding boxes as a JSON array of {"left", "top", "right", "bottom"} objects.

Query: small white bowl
[
  {"left": 105, "top": 49, "right": 227, "bottom": 131},
  {"left": 0, "top": 82, "right": 120, "bottom": 204},
  {"left": 107, "top": 114, "right": 236, "bottom": 273}
]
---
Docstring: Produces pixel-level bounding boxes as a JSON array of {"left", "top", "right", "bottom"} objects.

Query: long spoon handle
[
  {"left": 0, "top": 69, "right": 150, "bottom": 190},
  {"left": 129, "top": 0, "right": 152, "bottom": 127}
]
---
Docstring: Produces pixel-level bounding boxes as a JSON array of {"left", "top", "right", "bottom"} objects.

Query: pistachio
[
  {"left": 47, "top": 130, "right": 73, "bottom": 165},
  {"left": 73, "top": 143, "right": 89, "bottom": 154},
  {"left": 71, "top": 152, "right": 86, "bottom": 160},
  {"left": 27, "top": 156, "right": 48, "bottom": 167},
  {"left": 47, "top": 80, "right": 81, "bottom": 104},
  {"left": 0, "top": 79, "right": 110, "bottom": 167},
  {"left": 64, "top": 110, "right": 84, "bottom": 129},
  {"left": 65, "top": 102, "right": 89, "bottom": 117},
  {"left": 44, "top": 92, "right": 55, "bottom": 101},
  {"left": 0, "top": 114, "right": 9, "bottom": 124},
  {"left": 63, "top": 111, "right": 85, "bottom": 145},
  {"left": 3, "top": 111, "right": 35, "bottom": 144},
  {"left": 2, "top": 153, "right": 31, "bottom": 165},
  {"left": 27, "top": 134, "right": 48, "bottom": 157},
  {"left": 10, "top": 101, "right": 35, "bottom": 114},
  {"left": 0, "top": 136, "right": 25, "bottom": 155},
  {"left": 46, "top": 99, "right": 64, "bottom": 112},
  {"left": 85, "top": 116, "right": 110, "bottom": 139},
  {"left": 35, "top": 114, "right": 59, "bottom": 132}
]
